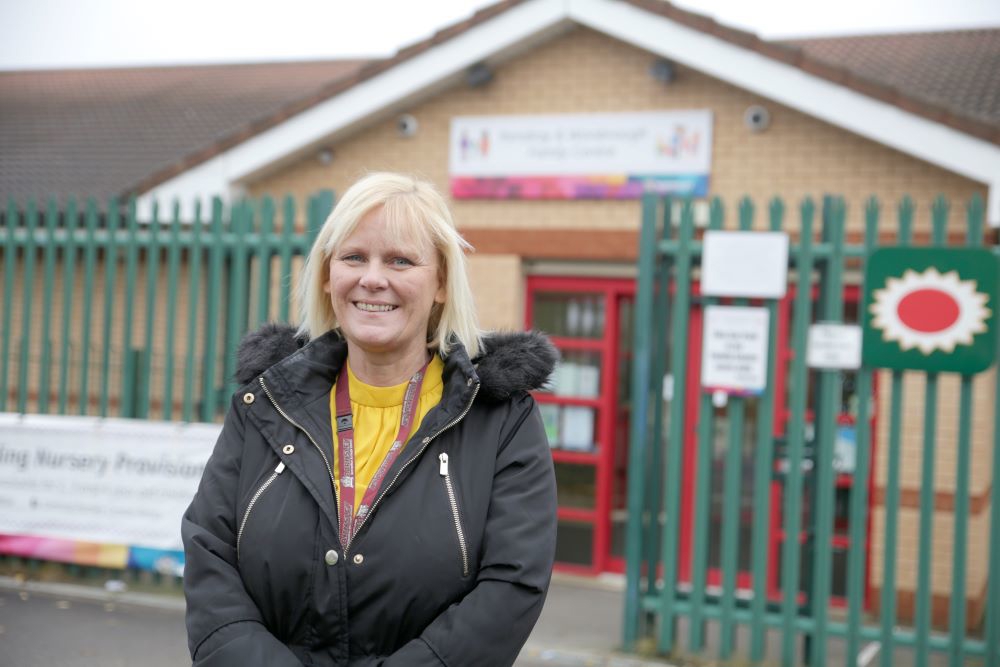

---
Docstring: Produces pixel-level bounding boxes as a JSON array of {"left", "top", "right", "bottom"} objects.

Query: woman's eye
[
  {"left": 341, "top": 254, "right": 364, "bottom": 263},
  {"left": 391, "top": 257, "right": 415, "bottom": 267}
]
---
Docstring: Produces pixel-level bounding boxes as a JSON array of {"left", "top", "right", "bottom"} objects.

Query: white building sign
[{"left": 450, "top": 111, "right": 713, "bottom": 199}]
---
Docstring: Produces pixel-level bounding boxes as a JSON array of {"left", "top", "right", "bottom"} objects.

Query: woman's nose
[{"left": 359, "top": 261, "right": 388, "bottom": 289}]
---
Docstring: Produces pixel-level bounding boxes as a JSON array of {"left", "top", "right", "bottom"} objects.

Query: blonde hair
[{"left": 297, "top": 172, "right": 482, "bottom": 358}]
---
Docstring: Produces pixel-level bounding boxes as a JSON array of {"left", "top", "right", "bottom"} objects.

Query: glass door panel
[{"left": 531, "top": 291, "right": 606, "bottom": 339}]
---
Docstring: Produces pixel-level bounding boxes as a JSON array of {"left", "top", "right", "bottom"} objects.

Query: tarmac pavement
[
  {"left": 0, "top": 572, "right": 675, "bottom": 667},
  {"left": 0, "top": 573, "right": 948, "bottom": 666}
]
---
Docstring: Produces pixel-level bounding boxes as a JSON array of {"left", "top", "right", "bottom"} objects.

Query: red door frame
[{"left": 526, "top": 275, "right": 635, "bottom": 576}]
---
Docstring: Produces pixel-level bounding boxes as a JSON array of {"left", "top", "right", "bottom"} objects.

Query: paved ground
[
  {"left": 0, "top": 574, "right": 657, "bottom": 667},
  {"left": 0, "top": 574, "right": 951, "bottom": 666}
]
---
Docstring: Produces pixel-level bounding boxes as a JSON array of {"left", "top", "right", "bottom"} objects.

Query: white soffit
[{"left": 140, "top": 0, "right": 1000, "bottom": 224}]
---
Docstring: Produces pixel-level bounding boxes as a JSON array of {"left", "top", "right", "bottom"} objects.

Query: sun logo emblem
[{"left": 869, "top": 267, "right": 991, "bottom": 355}]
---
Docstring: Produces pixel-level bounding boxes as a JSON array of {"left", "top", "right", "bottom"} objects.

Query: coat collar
[{"left": 235, "top": 323, "right": 558, "bottom": 403}]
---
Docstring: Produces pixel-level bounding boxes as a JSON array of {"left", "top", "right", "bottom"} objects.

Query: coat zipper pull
[
  {"left": 438, "top": 452, "right": 448, "bottom": 476},
  {"left": 275, "top": 461, "right": 286, "bottom": 474}
]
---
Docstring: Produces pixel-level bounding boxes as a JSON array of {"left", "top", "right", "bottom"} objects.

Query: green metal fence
[
  {"left": 623, "top": 194, "right": 999, "bottom": 666},
  {"left": 1, "top": 192, "right": 333, "bottom": 422}
]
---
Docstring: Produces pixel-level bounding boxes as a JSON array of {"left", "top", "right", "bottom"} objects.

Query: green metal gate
[{"left": 622, "top": 194, "right": 999, "bottom": 666}]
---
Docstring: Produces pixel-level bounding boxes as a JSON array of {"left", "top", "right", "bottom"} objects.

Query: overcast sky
[{"left": 2, "top": 0, "right": 1000, "bottom": 70}]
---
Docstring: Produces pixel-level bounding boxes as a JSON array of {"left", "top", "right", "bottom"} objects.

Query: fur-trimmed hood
[{"left": 235, "top": 323, "right": 558, "bottom": 402}]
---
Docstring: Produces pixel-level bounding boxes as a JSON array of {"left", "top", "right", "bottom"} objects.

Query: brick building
[{"left": 3, "top": 0, "right": 999, "bottom": 629}]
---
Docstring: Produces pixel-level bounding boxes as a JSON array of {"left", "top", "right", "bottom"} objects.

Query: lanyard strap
[{"left": 334, "top": 359, "right": 429, "bottom": 547}]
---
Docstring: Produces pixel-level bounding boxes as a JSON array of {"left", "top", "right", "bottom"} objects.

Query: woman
[{"left": 182, "top": 172, "right": 558, "bottom": 666}]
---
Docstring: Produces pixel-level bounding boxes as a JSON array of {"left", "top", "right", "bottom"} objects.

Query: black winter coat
[{"left": 181, "top": 325, "right": 558, "bottom": 667}]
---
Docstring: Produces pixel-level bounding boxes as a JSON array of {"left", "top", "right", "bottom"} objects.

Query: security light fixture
[
  {"left": 649, "top": 58, "right": 676, "bottom": 84},
  {"left": 466, "top": 62, "right": 494, "bottom": 87}
]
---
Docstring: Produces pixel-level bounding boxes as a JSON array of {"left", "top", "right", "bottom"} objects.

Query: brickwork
[{"left": 466, "top": 254, "right": 524, "bottom": 331}]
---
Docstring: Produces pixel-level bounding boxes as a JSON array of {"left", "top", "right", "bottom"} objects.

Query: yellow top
[{"left": 330, "top": 355, "right": 445, "bottom": 512}]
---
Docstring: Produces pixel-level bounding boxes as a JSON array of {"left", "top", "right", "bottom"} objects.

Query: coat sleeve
[
  {"left": 181, "top": 393, "right": 304, "bottom": 667},
  {"left": 381, "top": 392, "right": 557, "bottom": 667}
]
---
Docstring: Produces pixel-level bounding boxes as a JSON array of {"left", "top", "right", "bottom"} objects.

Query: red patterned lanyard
[{"left": 334, "top": 359, "right": 429, "bottom": 547}]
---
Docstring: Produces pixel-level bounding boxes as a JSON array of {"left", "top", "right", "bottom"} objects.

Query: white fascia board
[
  {"left": 570, "top": 0, "right": 1000, "bottom": 226},
  {"left": 137, "top": 0, "right": 568, "bottom": 219}
]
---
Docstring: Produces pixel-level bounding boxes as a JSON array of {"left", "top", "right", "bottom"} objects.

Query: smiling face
[{"left": 324, "top": 206, "right": 445, "bottom": 375}]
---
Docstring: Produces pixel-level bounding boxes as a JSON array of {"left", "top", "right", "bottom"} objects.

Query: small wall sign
[
  {"left": 701, "top": 305, "right": 770, "bottom": 394},
  {"left": 807, "top": 323, "right": 863, "bottom": 370},
  {"left": 701, "top": 231, "right": 789, "bottom": 299},
  {"left": 862, "top": 247, "right": 997, "bottom": 373}
]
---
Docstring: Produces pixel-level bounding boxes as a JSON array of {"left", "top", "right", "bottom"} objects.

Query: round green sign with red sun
[{"left": 862, "top": 247, "right": 998, "bottom": 373}]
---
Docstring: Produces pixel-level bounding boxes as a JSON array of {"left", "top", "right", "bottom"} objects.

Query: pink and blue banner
[{"left": 450, "top": 111, "right": 713, "bottom": 200}]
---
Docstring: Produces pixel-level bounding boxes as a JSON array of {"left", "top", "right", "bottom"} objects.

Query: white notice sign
[
  {"left": 702, "top": 231, "right": 789, "bottom": 298},
  {"left": 701, "top": 305, "right": 770, "bottom": 394},
  {"left": 807, "top": 323, "right": 863, "bottom": 370}
]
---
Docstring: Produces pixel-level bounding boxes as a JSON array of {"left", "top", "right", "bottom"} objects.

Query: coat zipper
[
  {"left": 236, "top": 461, "right": 285, "bottom": 559},
  {"left": 438, "top": 452, "right": 469, "bottom": 576},
  {"left": 345, "top": 380, "right": 480, "bottom": 555},
  {"left": 258, "top": 377, "right": 340, "bottom": 519}
]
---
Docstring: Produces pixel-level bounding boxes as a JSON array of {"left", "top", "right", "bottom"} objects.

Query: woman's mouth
[{"left": 354, "top": 301, "right": 397, "bottom": 313}]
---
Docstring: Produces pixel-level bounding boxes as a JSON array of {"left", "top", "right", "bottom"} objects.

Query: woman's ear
[
  {"left": 435, "top": 255, "right": 447, "bottom": 304},
  {"left": 322, "top": 257, "right": 332, "bottom": 294}
]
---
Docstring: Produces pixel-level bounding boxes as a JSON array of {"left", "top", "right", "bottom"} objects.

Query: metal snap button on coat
[
  {"left": 242, "top": 392, "right": 255, "bottom": 405},
  {"left": 282, "top": 444, "right": 295, "bottom": 455},
  {"left": 353, "top": 554, "right": 364, "bottom": 565},
  {"left": 324, "top": 549, "right": 339, "bottom": 566}
]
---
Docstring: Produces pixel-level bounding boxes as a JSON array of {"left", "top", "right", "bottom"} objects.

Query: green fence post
[
  {"left": 255, "top": 196, "right": 276, "bottom": 327},
  {"left": 845, "top": 196, "right": 879, "bottom": 664},
  {"left": 99, "top": 199, "right": 121, "bottom": 418},
  {"left": 38, "top": 197, "right": 59, "bottom": 413},
  {"left": 78, "top": 198, "right": 99, "bottom": 415},
  {"left": 986, "top": 204, "right": 1000, "bottom": 667},
  {"left": 644, "top": 197, "right": 674, "bottom": 610},
  {"left": 781, "top": 197, "right": 816, "bottom": 667},
  {"left": 138, "top": 201, "right": 162, "bottom": 419},
  {"left": 224, "top": 200, "right": 251, "bottom": 399},
  {"left": 183, "top": 201, "right": 204, "bottom": 423},
  {"left": 278, "top": 196, "right": 296, "bottom": 323},
  {"left": 120, "top": 198, "right": 140, "bottom": 418},
  {"left": 1, "top": 199, "right": 17, "bottom": 412},
  {"left": 809, "top": 197, "right": 846, "bottom": 667},
  {"left": 749, "top": 197, "right": 784, "bottom": 663},
  {"left": 946, "top": 194, "right": 983, "bottom": 666},
  {"left": 17, "top": 199, "right": 39, "bottom": 414},
  {"left": 913, "top": 196, "right": 948, "bottom": 667},
  {"left": 162, "top": 200, "right": 182, "bottom": 421},
  {"left": 879, "top": 195, "right": 913, "bottom": 667},
  {"left": 201, "top": 198, "right": 225, "bottom": 422},
  {"left": 688, "top": 197, "right": 724, "bottom": 653},
  {"left": 719, "top": 198, "right": 755, "bottom": 659},
  {"left": 58, "top": 197, "right": 79, "bottom": 413},
  {"left": 657, "top": 198, "right": 696, "bottom": 654},
  {"left": 623, "top": 193, "right": 662, "bottom": 649}
]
